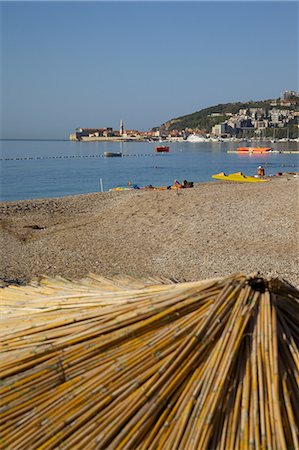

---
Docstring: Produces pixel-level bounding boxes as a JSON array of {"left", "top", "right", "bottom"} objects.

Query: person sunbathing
[
  {"left": 173, "top": 180, "right": 183, "bottom": 188},
  {"left": 183, "top": 180, "right": 194, "bottom": 188}
]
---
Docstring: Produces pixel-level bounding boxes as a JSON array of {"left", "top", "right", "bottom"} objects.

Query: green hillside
[{"left": 158, "top": 97, "right": 298, "bottom": 132}]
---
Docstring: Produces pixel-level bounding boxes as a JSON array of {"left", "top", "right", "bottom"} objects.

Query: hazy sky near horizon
[{"left": 1, "top": 1, "right": 298, "bottom": 139}]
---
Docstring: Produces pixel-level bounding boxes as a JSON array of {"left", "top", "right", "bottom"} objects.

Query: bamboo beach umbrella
[{"left": 0, "top": 273, "right": 298, "bottom": 449}]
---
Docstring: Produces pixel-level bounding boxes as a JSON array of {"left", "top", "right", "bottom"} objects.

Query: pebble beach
[{"left": 1, "top": 176, "right": 298, "bottom": 287}]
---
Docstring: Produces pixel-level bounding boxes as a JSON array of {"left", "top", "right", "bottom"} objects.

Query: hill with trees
[{"left": 156, "top": 96, "right": 299, "bottom": 133}]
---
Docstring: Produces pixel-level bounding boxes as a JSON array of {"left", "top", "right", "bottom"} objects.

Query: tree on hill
[{"left": 157, "top": 96, "right": 298, "bottom": 132}]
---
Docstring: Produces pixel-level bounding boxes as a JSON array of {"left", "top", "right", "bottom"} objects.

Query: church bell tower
[{"left": 120, "top": 119, "right": 124, "bottom": 136}]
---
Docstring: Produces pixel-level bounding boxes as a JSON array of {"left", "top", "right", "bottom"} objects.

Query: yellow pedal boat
[{"left": 212, "top": 172, "right": 270, "bottom": 183}]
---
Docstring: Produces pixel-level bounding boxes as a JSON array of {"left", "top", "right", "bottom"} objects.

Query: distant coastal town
[
  {"left": 69, "top": 119, "right": 161, "bottom": 143},
  {"left": 70, "top": 90, "right": 299, "bottom": 143}
]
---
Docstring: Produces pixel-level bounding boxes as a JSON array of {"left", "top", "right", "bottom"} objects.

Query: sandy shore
[{"left": 1, "top": 177, "right": 298, "bottom": 287}]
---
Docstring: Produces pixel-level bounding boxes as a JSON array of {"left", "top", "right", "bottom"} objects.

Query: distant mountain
[{"left": 157, "top": 96, "right": 299, "bottom": 132}]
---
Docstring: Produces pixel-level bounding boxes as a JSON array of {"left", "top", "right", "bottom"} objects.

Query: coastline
[
  {"left": 1, "top": 177, "right": 298, "bottom": 287},
  {"left": 76, "top": 136, "right": 146, "bottom": 142}
]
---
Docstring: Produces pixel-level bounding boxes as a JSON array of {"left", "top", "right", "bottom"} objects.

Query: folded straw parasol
[{"left": 1, "top": 273, "right": 298, "bottom": 449}]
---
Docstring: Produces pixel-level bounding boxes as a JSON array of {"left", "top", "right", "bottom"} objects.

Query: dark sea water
[{"left": 0, "top": 139, "right": 298, "bottom": 201}]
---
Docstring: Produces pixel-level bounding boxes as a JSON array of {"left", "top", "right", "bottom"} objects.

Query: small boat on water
[
  {"left": 237, "top": 147, "right": 272, "bottom": 153},
  {"left": 155, "top": 146, "right": 170, "bottom": 153},
  {"left": 187, "top": 134, "right": 209, "bottom": 143},
  {"left": 104, "top": 152, "right": 122, "bottom": 157},
  {"left": 212, "top": 172, "right": 270, "bottom": 183}
]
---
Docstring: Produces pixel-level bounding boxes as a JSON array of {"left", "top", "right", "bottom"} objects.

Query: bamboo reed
[{"left": 0, "top": 273, "right": 298, "bottom": 449}]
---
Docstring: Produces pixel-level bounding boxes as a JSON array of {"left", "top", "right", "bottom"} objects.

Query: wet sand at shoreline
[{"left": 1, "top": 177, "right": 298, "bottom": 287}]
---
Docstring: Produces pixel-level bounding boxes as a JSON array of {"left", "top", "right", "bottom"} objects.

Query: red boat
[
  {"left": 237, "top": 147, "right": 272, "bottom": 153},
  {"left": 155, "top": 146, "right": 170, "bottom": 153}
]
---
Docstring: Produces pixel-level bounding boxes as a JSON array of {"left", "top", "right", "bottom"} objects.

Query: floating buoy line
[
  {"left": 1, "top": 150, "right": 298, "bottom": 162},
  {"left": 0, "top": 153, "right": 168, "bottom": 162}
]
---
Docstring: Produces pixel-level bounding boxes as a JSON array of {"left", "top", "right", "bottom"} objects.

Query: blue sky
[{"left": 1, "top": 1, "right": 298, "bottom": 139}]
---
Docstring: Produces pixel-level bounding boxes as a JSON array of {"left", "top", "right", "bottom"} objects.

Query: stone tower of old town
[{"left": 120, "top": 119, "right": 124, "bottom": 136}]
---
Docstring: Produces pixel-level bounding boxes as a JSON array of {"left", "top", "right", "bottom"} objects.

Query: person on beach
[
  {"left": 183, "top": 180, "right": 194, "bottom": 188},
  {"left": 173, "top": 179, "right": 194, "bottom": 188},
  {"left": 173, "top": 180, "right": 183, "bottom": 188},
  {"left": 257, "top": 166, "right": 265, "bottom": 177}
]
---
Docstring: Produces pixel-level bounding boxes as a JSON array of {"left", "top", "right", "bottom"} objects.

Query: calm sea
[{"left": 0, "top": 139, "right": 298, "bottom": 201}]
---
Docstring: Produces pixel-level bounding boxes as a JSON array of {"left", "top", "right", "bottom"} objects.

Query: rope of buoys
[{"left": 0, "top": 153, "right": 168, "bottom": 162}]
